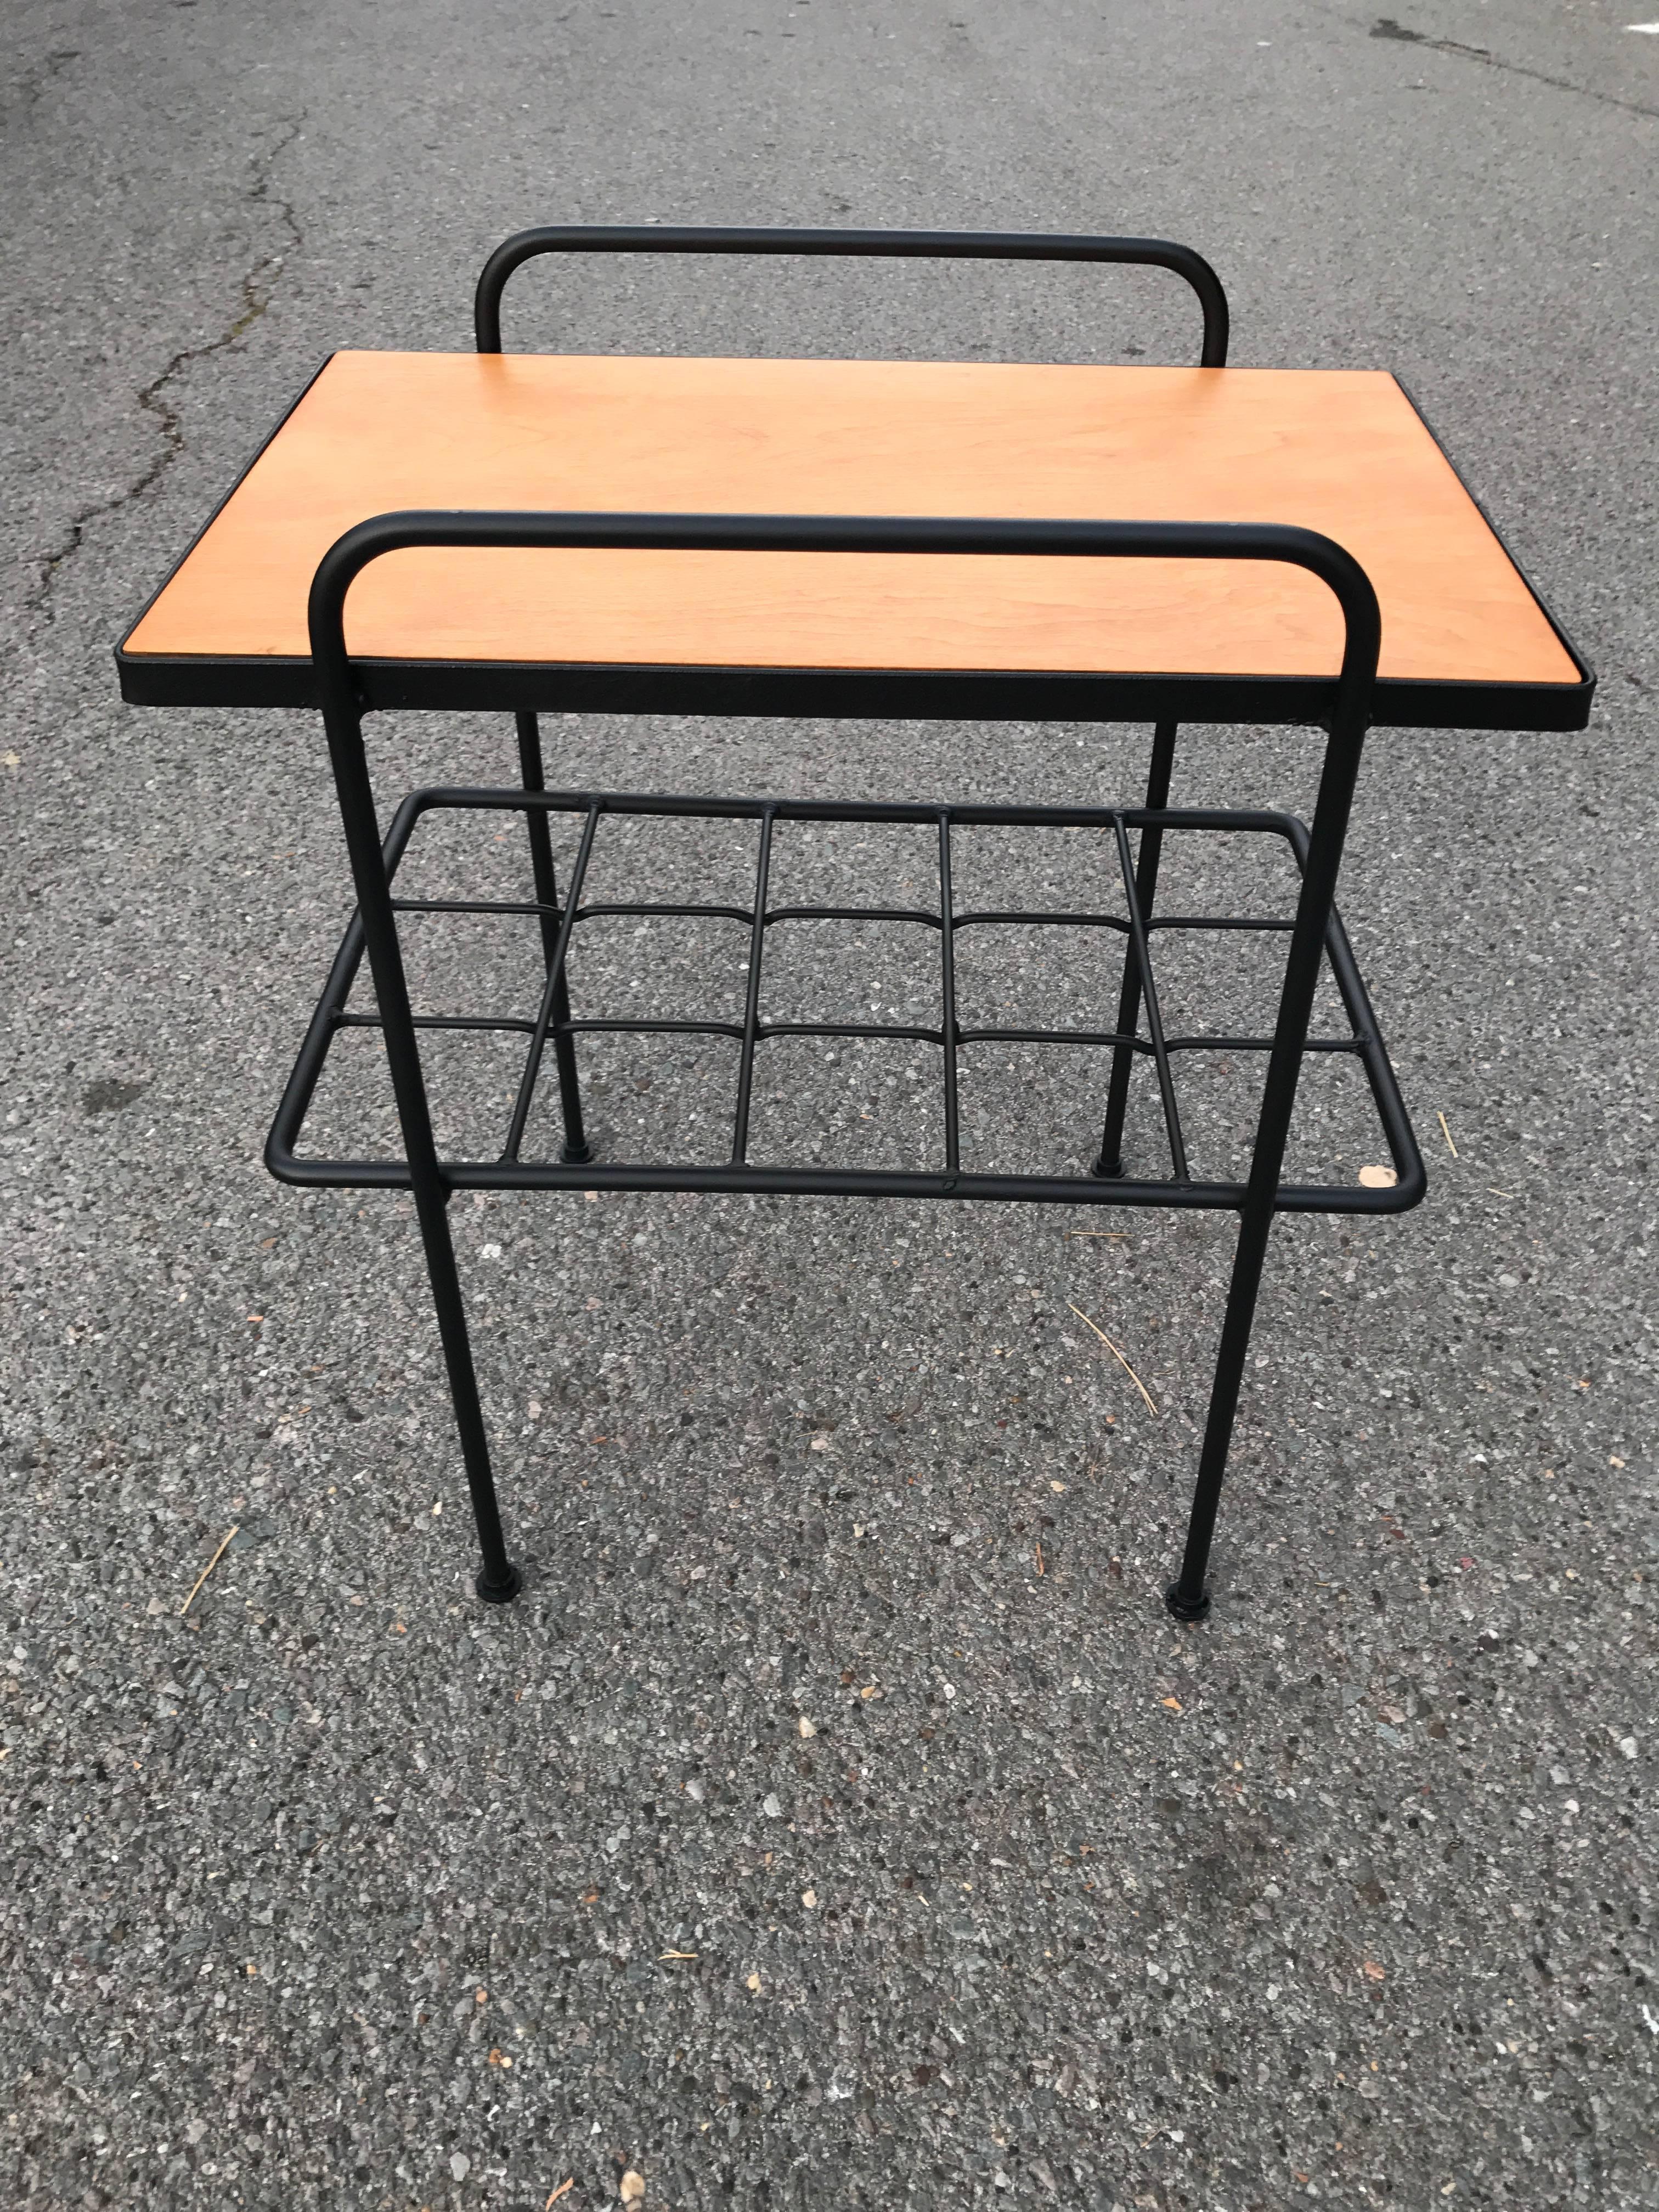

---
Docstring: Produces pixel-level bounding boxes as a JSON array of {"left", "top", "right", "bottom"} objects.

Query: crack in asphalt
[
  {"left": 30, "top": 114, "right": 305, "bottom": 626},
  {"left": 1370, "top": 16, "right": 1659, "bottom": 120}
]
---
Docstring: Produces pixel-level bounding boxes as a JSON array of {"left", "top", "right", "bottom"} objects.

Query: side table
[{"left": 117, "top": 228, "right": 1592, "bottom": 1618}]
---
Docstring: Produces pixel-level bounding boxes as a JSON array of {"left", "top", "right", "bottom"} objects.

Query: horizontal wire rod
[
  {"left": 332, "top": 1008, "right": 1364, "bottom": 1056},
  {"left": 389, "top": 895, "right": 1300, "bottom": 936},
  {"left": 402, "top": 782, "right": 1302, "bottom": 838}
]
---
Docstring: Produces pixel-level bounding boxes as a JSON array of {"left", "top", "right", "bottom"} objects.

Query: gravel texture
[{"left": 2, "top": 2, "right": 1657, "bottom": 2207}]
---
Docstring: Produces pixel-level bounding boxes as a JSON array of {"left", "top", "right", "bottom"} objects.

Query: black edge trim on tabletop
[{"left": 115, "top": 648, "right": 1594, "bottom": 731}]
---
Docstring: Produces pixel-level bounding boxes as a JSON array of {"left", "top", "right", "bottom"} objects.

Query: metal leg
[
  {"left": 411, "top": 1177, "right": 523, "bottom": 1604},
  {"left": 1164, "top": 672, "right": 1375, "bottom": 1620},
  {"left": 1093, "top": 719, "right": 1177, "bottom": 1176},
  {"left": 1165, "top": 1205, "right": 1272, "bottom": 1622},
  {"left": 515, "top": 710, "right": 592, "bottom": 1165},
  {"left": 315, "top": 682, "right": 523, "bottom": 1604}
]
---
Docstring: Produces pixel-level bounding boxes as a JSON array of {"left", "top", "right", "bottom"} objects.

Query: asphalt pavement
[{"left": 2, "top": 2, "right": 1656, "bottom": 2207}]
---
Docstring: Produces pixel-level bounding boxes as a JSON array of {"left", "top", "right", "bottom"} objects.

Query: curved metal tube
[
  {"left": 311, "top": 511, "right": 1365, "bottom": 703},
  {"left": 472, "top": 224, "right": 1229, "bottom": 366}
]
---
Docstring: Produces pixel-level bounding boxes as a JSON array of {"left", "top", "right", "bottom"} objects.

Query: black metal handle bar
[
  {"left": 309, "top": 510, "right": 1370, "bottom": 706},
  {"left": 472, "top": 225, "right": 1229, "bottom": 367}
]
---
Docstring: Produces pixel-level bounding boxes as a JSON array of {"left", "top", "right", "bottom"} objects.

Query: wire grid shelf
[{"left": 270, "top": 783, "right": 1419, "bottom": 1216}]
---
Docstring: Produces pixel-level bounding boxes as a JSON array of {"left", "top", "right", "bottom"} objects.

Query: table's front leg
[
  {"left": 408, "top": 1184, "right": 523, "bottom": 1603},
  {"left": 313, "top": 694, "right": 525, "bottom": 1604}
]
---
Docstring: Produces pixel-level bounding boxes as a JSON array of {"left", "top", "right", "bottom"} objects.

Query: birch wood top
[{"left": 121, "top": 350, "right": 1580, "bottom": 690}]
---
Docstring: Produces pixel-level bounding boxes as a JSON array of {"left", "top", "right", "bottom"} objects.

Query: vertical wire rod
[
  {"left": 515, "top": 711, "right": 592, "bottom": 1163},
  {"left": 937, "top": 811, "right": 961, "bottom": 1175},
  {"left": 515, "top": 712, "right": 565, "bottom": 972},
  {"left": 501, "top": 801, "right": 602, "bottom": 1162},
  {"left": 1096, "top": 717, "right": 1177, "bottom": 1174},
  {"left": 730, "top": 808, "right": 776, "bottom": 1164},
  {"left": 1114, "top": 812, "right": 1189, "bottom": 1183}
]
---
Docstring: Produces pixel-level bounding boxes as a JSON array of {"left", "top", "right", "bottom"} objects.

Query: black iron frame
[
  {"left": 269, "top": 507, "right": 1423, "bottom": 1621},
  {"left": 116, "top": 222, "right": 1602, "bottom": 1623}
]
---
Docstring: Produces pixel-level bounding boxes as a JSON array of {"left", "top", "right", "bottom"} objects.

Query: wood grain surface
[{"left": 122, "top": 351, "right": 1578, "bottom": 686}]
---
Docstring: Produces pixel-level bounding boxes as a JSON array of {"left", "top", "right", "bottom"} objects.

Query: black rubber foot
[
  {"left": 1164, "top": 1579, "right": 1212, "bottom": 1623},
  {"left": 1091, "top": 1153, "right": 1124, "bottom": 1180},
  {"left": 476, "top": 1561, "right": 523, "bottom": 1604},
  {"left": 560, "top": 1138, "right": 595, "bottom": 1165}
]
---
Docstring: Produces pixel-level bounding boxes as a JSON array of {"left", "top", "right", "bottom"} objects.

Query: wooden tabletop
[{"left": 120, "top": 349, "right": 1583, "bottom": 703}]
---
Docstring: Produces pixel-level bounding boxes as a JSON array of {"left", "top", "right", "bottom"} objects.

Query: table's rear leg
[
  {"left": 515, "top": 709, "right": 592, "bottom": 1164},
  {"left": 1093, "top": 718, "right": 1178, "bottom": 1177}
]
